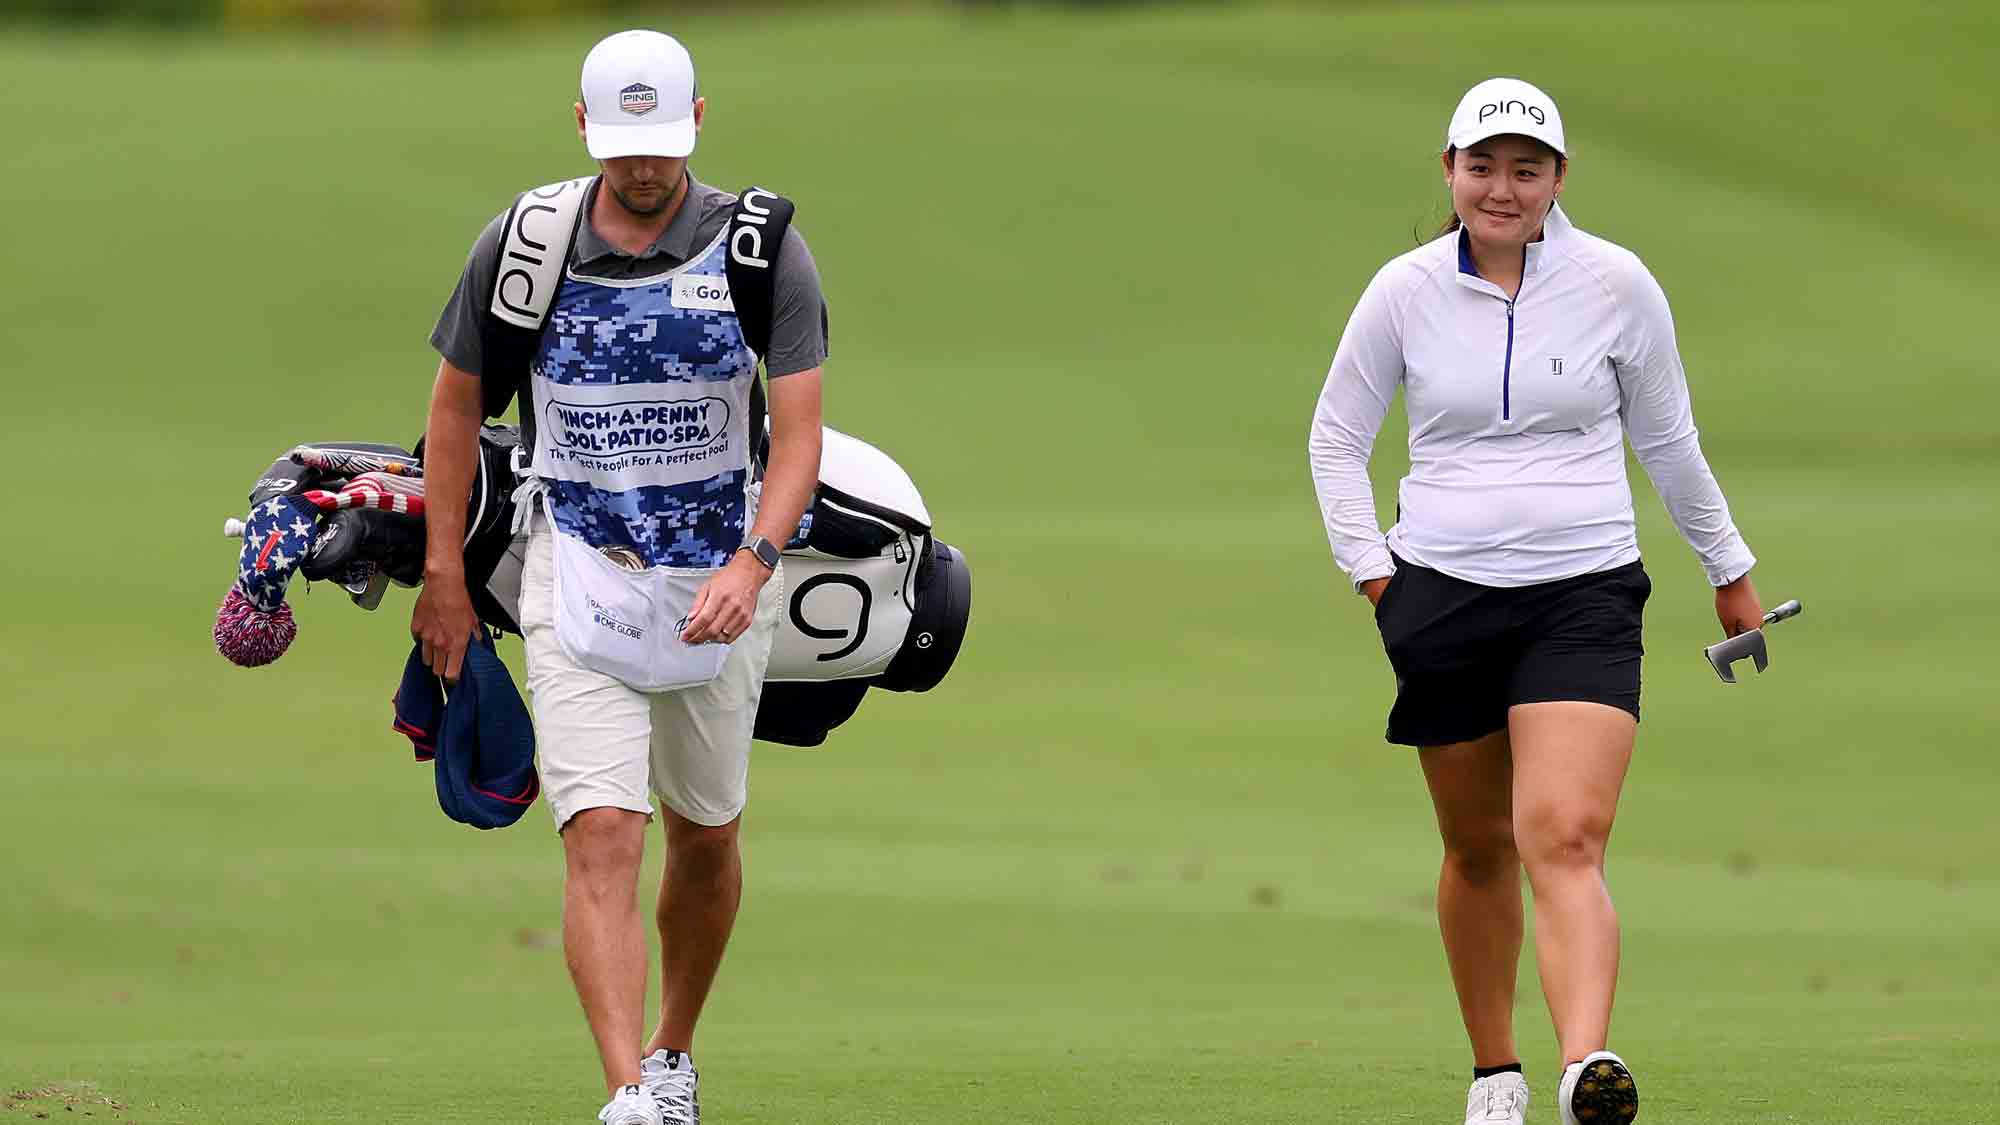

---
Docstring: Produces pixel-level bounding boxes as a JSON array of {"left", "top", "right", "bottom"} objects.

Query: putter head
[{"left": 1704, "top": 628, "right": 1769, "bottom": 683}]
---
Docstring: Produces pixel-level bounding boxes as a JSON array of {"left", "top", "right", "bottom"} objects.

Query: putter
[{"left": 1703, "top": 599, "right": 1803, "bottom": 683}]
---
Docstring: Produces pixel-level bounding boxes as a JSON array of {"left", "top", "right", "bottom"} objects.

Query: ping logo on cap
[
  {"left": 620, "top": 83, "right": 658, "bottom": 116},
  {"left": 1478, "top": 99, "right": 1547, "bottom": 125}
]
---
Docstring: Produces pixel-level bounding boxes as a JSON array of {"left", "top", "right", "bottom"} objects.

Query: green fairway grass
[{"left": 3, "top": 3, "right": 1996, "bottom": 1121}]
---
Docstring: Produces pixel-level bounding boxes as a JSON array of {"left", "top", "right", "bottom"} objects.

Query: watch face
[{"left": 749, "top": 537, "right": 780, "bottom": 567}]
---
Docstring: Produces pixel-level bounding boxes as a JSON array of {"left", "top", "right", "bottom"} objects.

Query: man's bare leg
[
  {"left": 646, "top": 810, "right": 744, "bottom": 1054},
  {"left": 561, "top": 806, "right": 652, "bottom": 1095}
]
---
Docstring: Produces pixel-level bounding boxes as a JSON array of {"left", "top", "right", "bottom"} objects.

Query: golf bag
[
  {"left": 755, "top": 426, "right": 972, "bottom": 745},
  {"left": 214, "top": 425, "right": 970, "bottom": 747}
]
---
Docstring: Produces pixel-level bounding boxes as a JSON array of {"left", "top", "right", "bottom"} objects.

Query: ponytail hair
[{"left": 1428, "top": 146, "right": 1464, "bottom": 242}]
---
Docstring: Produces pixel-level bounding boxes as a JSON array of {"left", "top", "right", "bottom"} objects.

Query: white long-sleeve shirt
[{"left": 1309, "top": 204, "right": 1754, "bottom": 589}]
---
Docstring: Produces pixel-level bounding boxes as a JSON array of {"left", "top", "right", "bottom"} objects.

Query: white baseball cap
[
  {"left": 1445, "top": 77, "right": 1565, "bottom": 156},
  {"left": 580, "top": 30, "right": 699, "bottom": 160}
]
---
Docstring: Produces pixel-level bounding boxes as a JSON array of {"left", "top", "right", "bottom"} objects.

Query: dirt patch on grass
[{"left": 2, "top": 1082, "right": 128, "bottom": 1117}]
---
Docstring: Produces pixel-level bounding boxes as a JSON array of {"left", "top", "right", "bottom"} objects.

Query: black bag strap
[{"left": 724, "top": 186, "right": 796, "bottom": 470}]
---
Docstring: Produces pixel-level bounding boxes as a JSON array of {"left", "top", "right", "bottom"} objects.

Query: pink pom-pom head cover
[
  {"left": 214, "top": 587, "right": 297, "bottom": 666},
  {"left": 215, "top": 492, "right": 321, "bottom": 666}
]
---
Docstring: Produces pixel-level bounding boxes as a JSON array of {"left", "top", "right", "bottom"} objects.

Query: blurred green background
[{"left": 3, "top": 2, "right": 1995, "bottom": 1122}]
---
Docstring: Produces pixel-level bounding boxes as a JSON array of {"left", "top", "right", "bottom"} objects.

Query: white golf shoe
[
  {"left": 1463, "top": 1071, "right": 1530, "bottom": 1124},
  {"left": 640, "top": 1048, "right": 701, "bottom": 1125},
  {"left": 1558, "top": 1050, "right": 1639, "bottom": 1125},
  {"left": 597, "top": 1083, "right": 663, "bottom": 1125}
]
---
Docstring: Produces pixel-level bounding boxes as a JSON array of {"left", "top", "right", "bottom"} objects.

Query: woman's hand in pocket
[
  {"left": 1361, "top": 576, "right": 1392, "bottom": 608},
  {"left": 681, "top": 554, "right": 772, "bottom": 644}
]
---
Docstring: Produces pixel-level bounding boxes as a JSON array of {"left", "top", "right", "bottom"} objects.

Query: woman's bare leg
[
  {"left": 1507, "top": 701, "right": 1635, "bottom": 1063},
  {"left": 1418, "top": 730, "right": 1524, "bottom": 1068}
]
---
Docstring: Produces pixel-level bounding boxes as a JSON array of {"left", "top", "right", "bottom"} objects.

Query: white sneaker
[
  {"left": 1558, "top": 1051, "right": 1639, "bottom": 1125},
  {"left": 598, "top": 1083, "right": 663, "bottom": 1125},
  {"left": 640, "top": 1048, "right": 700, "bottom": 1125},
  {"left": 1464, "top": 1071, "right": 1530, "bottom": 1124}
]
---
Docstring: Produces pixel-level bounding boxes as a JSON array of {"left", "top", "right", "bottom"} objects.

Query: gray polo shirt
[{"left": 429, "top": 172, "right": 828, "bottom": 382}]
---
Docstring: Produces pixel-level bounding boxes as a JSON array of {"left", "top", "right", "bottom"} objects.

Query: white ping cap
[
  {"left": 1445, "top": 77, "right": 1565, "bottom": 156},
  {"left": 580, "top": 30, "right": 698, "bottom": 160}
]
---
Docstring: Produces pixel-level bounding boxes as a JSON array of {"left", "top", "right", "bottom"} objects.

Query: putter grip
[{"left": 1763, "top": 599, "right": 1802, "bottom": 625}]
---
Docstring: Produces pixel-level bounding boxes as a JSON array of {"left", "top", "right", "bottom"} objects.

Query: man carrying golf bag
[{"left": 411, "top": 29, "right": 827, "bottom": 1125}]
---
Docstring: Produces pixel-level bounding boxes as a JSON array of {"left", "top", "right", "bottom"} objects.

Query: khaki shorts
[{"left": 519, "top": 511, "right": 783, "bottom": 830}]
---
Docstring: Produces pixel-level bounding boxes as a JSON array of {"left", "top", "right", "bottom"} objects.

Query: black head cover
[{"left": 301, "top": 508, "right": 426, "bottom": 586}]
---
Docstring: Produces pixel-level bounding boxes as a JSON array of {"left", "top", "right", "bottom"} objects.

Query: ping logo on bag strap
[
  {"left": 490, "top": 177, "right": 591, "bottom": 330},
  {"left": 478, "top": 176, "right": 596, "bottom": 447},
  {"left": 722, "top": 186, "right": 796, "bottom": 360},
  {"left": 723, "top": 185, "right": 799, "bottom": 471},
  {"left": 729, "top": 188, "right": 779, "bottom": 270}
]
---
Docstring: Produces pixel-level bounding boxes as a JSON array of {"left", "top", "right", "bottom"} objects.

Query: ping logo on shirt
[
  {"left": 620, "top": 83, "right": 658, "bottom": 116},
  {"left": 670, "top": 274, "right": 734, "bottom": 312},
  {"left": 1551, "top": 357, "right": 1564, "bottom": 376},
  {"left": 1478, "top": 99, "right": 1547, "bottom": 126}
]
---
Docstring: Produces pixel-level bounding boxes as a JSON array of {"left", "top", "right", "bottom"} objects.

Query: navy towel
[{"left": 392, "top": 633, "right": 538, "bottom": 829}]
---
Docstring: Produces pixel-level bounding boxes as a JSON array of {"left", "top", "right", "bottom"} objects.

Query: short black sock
[{"left": 1473, "top": 1062, "right": 1523, "bottom": 1080}]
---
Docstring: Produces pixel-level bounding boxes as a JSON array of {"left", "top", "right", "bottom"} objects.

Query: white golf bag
[{"left": 753, "top": 426, "right": 970, "bottom": 745}]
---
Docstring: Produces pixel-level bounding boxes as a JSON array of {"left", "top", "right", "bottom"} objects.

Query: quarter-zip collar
[{"left": 1453, "top": 202, "right": 1571, "bottom": 295}]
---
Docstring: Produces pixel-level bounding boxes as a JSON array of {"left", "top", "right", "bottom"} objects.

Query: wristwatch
[{"left": 738, "top": 535, "right": 780, "bottom": 571}]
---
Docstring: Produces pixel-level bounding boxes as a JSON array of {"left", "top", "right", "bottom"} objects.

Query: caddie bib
[{"left": 527, "top": 227, "right": 758, "bottom": 690}]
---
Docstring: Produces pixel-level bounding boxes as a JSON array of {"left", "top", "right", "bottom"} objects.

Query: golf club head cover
[
  {"left": 301, "top": 507, "right": 427, "bottom": 587},
  {"left": 289, "top": 443, "right": 421, "bottom": 479},
  {"left": 301, "top": 471, "right": 427, "bottom": 517},
  {"left": 216, "top": 440, "right": 419, "bottom": 666},
  {"left": 215, "top": 491, "right": 324, "bottom": 666}
]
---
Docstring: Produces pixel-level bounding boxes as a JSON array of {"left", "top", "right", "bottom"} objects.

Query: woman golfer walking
[{"left": 1308, "top": 78, "right": 1766, "bottom": 1125}]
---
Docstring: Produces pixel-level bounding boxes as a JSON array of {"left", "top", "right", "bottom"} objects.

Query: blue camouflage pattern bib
[{"left": 527, "top": 228, "right": 758, "bottom": 569}]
